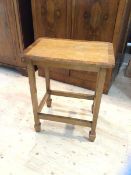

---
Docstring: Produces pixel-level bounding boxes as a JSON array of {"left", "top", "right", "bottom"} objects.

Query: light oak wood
[
  {"left": 45, "top": 67, "right": 52, "bottom": 107},
  {"left": 45, "top": 68, "right": 50, "bottom": 92},
  {"left": 24, "top": 38, "right": 115, "bottom": 68},
  {"left": 39, "top": 113, "right": 92, "bottom": 127},
  {"left": 89, "top": 68, "right": 106, "bottom": 141},
  {"left": 24, "top": 38, "right": 115, "bottom": 142},
  {"left": 32, "top": 60, "right": 100, "bottom": 72},
  {"left": 27, "top": 62, "right": 41, "bottom": 132},
  {"left": 50, "top": 90, "right": 94, "bottom": 100},
  {"left": 38, "top": 92, "right": 49, "bottom": 113}
]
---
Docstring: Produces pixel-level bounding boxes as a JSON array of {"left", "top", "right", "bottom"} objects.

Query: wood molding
[{"left": 113, "top": 0, "right": 131, "bottom": 57}]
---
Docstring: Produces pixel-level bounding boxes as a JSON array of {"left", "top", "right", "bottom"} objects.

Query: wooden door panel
[
  {"left": 38, "top": 67, "right": 69, "bottom": 76},
  {"left": 32, "top": 0, "right": 72, "bottom": 39},
  {"left": 72, "top": 0, "right": 120, "bottom": 41},
  {"left": 70, "top": 70, "right": 97, "bottom": 82},
  {"left": 0, "top": 0, "right": 17, "bottom": 65}
]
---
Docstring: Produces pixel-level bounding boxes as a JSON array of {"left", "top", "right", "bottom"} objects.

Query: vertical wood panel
[
  {"left": 72, "top": 0, "right": 119, "bottom": 42},
  {"left": 32, "top": 0, "right": 71, "bottom": 39},
  {"left": 113, "top": 0, "right": 131, "bottom": 57},
  {"left": 0, "top": 0, "right": 16, "bottom": 64}
]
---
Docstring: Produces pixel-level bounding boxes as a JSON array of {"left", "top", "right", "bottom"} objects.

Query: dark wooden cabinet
[
  {"left": 32, "top": 0, "right": 131, "bottom": 93},
  {"left": 0, "top": 0, "right": 20, "bottom": 66},
  {"left": 32, "top": 0, "right": 72, "bottom": 39},
  {"left": 0, "top": 0, "right": 34, "bottom": 73},
  {"left": 71, "top": 0, "right": 119, "bottom": 42}
]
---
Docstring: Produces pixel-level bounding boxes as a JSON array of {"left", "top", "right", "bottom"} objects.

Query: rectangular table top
[{"left": 24, "top": 38, "right": 115, "bottom": 68}]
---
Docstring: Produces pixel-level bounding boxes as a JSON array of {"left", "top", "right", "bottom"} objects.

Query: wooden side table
[{"left": 23, "top": 38, "right": 115, "bottom": 142}]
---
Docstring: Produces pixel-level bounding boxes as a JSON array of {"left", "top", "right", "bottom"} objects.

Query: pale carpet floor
[{"left": 0, "top": 63, "right": 131, "bottom": 175}]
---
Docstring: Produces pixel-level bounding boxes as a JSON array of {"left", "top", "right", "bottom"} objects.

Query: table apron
[{"left": 32, "top": 60, "right": 100, "bottom": 72}]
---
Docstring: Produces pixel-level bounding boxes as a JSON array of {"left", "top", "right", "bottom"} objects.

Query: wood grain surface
[{"left": 24, "top": 38, "right": 115, "bottom": 68}]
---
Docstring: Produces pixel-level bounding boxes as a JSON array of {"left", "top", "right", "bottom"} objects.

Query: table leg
[
  {"left": 27, "top": 62, "right": 41, "bottom": 132},
  {"left": 89, "top": 68, "right": 106, "bottom": 142},
  {"left": 45, "top": 67, "right": 52, "bottom": 107},
  {"left": 92, "top": 70, "right": 100, "bottom": 114}
]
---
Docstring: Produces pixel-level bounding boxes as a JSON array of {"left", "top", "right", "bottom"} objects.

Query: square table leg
[
  {"left": 27, "top": 62, "right": 41, "bottom": 132},
  {"left": 89, "top": 68, "right": 106, "bottom": 141},
  {"left": 45, "top": 67, "right": 52, "bottom": 107}
]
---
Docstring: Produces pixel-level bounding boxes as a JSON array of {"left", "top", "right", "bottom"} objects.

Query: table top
[{"left": 24, "top": 38, "right": 115, "bottom": 68}]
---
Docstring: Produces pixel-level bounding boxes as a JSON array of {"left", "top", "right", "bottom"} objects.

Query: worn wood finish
[
  {"left": 27, "top": 62, "right": 41, "bottom": 132},
  {"left": 33, "top": 61, "right": 100, "bottom": 72},
  {"left": 39, "top": 113, "right": 92, "bottom": 127},
  {"left": 50, "top": 90, "right": 94, "bottom": 100},
  {"left": 89, "top": 68, "right": 106, "bottom": 141},
  {"left": 24, "top": 38, "right": 115, "bottom": 142},
  {"left": 0, "top": 0, "right": 34, "bottom": 73},
  {"left": 24, "top": 38, "right": 115, "bottom": 68}
]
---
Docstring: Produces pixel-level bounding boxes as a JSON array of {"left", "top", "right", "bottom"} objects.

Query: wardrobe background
[
  {"left": 0, "top": 0, "right": 34, "bottom": 74},
  {"left": 0, "top": 0, "right": 130, "bottom": 92}
]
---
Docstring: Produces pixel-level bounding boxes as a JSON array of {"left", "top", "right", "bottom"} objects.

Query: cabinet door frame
[
  {"left": 13, "top": 0, "right": 24, "bottom": 53},
  {"left": 0, "top": 0, "right": 16, "bottom": 65},
  {"left": 12, "top": 0, "right": 26, "bottom": 67},
  {"left": 113, "top": 0, "right": 131, "bottom": 57}
]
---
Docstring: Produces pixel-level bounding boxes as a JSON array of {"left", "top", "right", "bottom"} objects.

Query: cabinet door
[
  {"left": 72, "top": 0, "right": 120, "bottom": 42},
  {"left": 0, "top": 0, "right": 18, "bottom": 65},
  {"left": 32, "top": 0, "right": 72, "bottom": 39}
]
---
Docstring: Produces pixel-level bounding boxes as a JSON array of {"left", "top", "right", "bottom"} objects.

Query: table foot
[
  {"left": 47, "top": 98, "right": 52, "bottom": 108},
  {"left": 34, "top": 122, "right": 41, "bottom": 132},
  {"left": 89, "top": 131, "right": 96, "bottom": 142}
]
